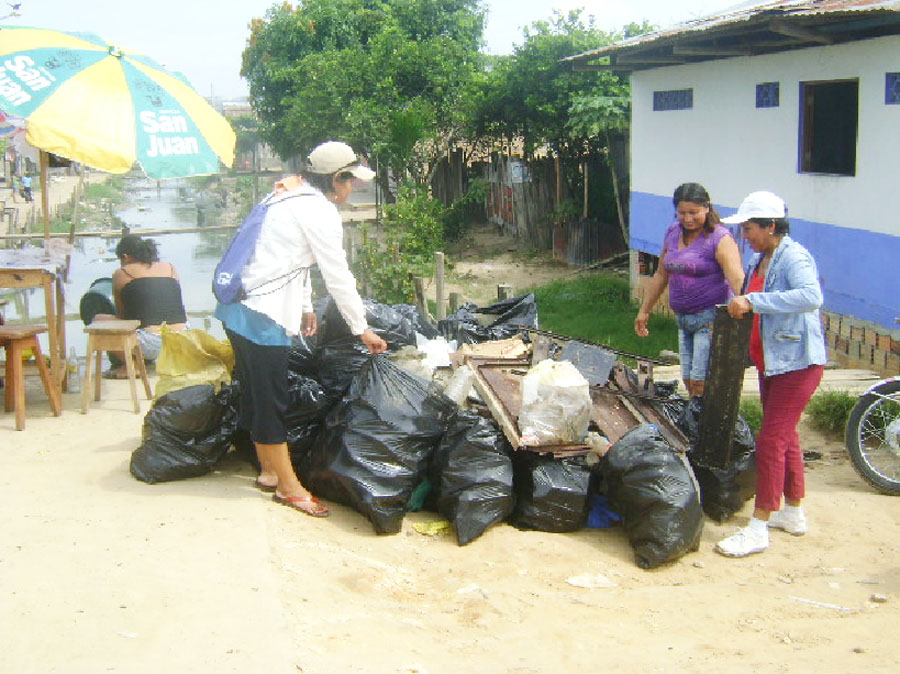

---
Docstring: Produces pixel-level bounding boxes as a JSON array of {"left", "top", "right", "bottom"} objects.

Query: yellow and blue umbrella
[{"left": 0, "top": 25, "right": 235, "bottom": 178}]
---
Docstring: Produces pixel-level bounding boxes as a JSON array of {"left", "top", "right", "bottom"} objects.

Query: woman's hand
[
  {"left": 727, "top": 295, "right": 752, "bottom": 318},
  {"left": 360, "top": 328, "right": 387, "bottom": 354},
  {"left": 301, "top": 311, "right": 318, "bottom": 336},
  {"left": 634, "top": 310, "right": 650, "bottom": 337}
]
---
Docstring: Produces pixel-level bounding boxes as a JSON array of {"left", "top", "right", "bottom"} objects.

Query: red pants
[{"left": 755, "top": 365, "right": 824, "bottom": 512}]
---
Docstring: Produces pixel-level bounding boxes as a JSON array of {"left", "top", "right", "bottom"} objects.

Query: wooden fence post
[
  {"left": 449, "top": 292, "right": 462, "bottom": 313},
  {"left": 414, "top": 276, "right": 435, "bottom": 324},
  {"left": 435, "top": 251, "right": 446, "bottom": 320},
  {"left": 497, "top": 283, "right": 513, "bottom": 300}
]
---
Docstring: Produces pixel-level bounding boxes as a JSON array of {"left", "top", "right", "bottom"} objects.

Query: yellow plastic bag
[{"left": 154, "top": 325, "right": 234, "bottom": 398}]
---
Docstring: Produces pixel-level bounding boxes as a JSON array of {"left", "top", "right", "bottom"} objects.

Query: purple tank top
[{"left": 663, "top": 222, "right": 733, "bottom": 315}]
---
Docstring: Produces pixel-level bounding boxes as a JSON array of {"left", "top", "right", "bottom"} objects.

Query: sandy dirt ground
[
  {"left": 1, "top": 366, "right": 898, "bottom": 674},
  {"left": 2, "top": 198, "right": 898, "bottom": 673}
]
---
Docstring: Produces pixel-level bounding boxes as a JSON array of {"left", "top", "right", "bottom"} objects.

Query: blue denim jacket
[{"left": 745, "top": 236, "right": 827, "bottom": 377}]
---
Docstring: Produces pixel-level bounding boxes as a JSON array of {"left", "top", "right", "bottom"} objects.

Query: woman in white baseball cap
[
  {"left": 714, "top": 191, "right": 827, "bottom": 558},
  {"left": 214, "top": 140, "right": 385, "bottom": 518}
]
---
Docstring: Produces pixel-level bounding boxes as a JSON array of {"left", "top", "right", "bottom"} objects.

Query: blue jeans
[{"left": 676, "top": 307, "right": 716, "bottom": 382}]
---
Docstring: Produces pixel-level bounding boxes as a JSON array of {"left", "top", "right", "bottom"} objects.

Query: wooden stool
[
  {"left": 82, "top": 319, "right": 152, "bottom": 414},
  {"left": 0, "top": 324, "right": 63, "bottom": 430}
]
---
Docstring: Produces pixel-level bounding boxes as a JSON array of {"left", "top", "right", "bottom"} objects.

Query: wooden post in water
[
  {"left": 497, "top": 283, "right": 513, "bottom": 300},
  {"left": 435, "top": 251, "right": 446, "bottom": 320}
]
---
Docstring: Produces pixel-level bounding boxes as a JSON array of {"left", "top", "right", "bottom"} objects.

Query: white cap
[
  {"left": 307, "top": 141, "right": 375, "bottom": 180},
  {"left": 722, "top": 191, "right": 787, "bottom": 223}
]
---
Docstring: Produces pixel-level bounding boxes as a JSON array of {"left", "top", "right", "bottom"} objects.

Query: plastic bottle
[
  {"left": 67, "top": 347, "right": 82, "bottom": 394},
  {"left": 443, "top": 365, "right": 475, "bottom": 406}
]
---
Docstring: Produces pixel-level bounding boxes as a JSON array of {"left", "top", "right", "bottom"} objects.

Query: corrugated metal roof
[{"left": 565, "top": 0, "right": 900, "bottom": 65}]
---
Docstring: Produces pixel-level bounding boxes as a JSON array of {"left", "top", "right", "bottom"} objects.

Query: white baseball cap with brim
[
  {"left": 722, "top": 191, "right": 787, "bottom": 224},
  {"left": 307, "top": 141, "right": 376, "bottom": 180}
]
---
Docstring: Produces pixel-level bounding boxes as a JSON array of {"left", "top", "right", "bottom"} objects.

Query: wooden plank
[
  {"left": 470, "top": 359, "right": 591, "bottom": 456},
  {"left": 471, "top": 364, "right": 522, "bottom": 450},
  {"left": 589, "top": 392, "right": 638, "bottom": 444}
]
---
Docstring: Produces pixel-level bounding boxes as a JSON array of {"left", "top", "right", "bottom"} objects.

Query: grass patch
[
  {"left": 806, "top": 389, "right": 856, "bottom": 436},
  {"left": 529, "top": 273, "right": 678, "bottom": 358},
  {"left": 739, "top": 398, "right": 763, "bottom": 436}
]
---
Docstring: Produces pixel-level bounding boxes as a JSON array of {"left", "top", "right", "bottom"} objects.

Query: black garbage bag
[
  {"left": 130, "top": 384, "right": 238, "bottom": 484},
  {"left": 317, "top": 297, "right": 419, "bottom": 347},
  {"left": 438, "top": 293, "right": 539, "bottom": 345},
  {"left": 287, "top": 333, "right": 318, "bottom": 377},
  {"left": 297, "top": 356, "right": 456, "bottom": 534},
  {"left": 314, "top": 298, "right": 420, "bottom": 403},
  {"left": 429, "top": 410, "right": 515, "bottom": 545},
  {"left": 288, "top": 422, "right": 322, "bottom": 473},
  {"left": 509, "top": 453, "right": 591, "bottom": 533},
  {"left": 392, "top": 303, "right": 440, "bottom": 339},
  {"left": 601, "top": 424, "right": 703, "bottom": 569},
  {"left": 669, "top": 396, "right": 758, "bottom": 522},
  {"left": 284, "top": 371, "right": 330, "bottom": 472}
]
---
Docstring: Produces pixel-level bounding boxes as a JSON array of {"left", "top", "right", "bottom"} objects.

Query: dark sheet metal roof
[{"left": 564, "top": 0, "right": 900, "bottom": 72}]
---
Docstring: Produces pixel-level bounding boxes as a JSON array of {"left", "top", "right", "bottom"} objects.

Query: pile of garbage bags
[{"left": 130, "top": 293, "right": 755, "bottom": 569}]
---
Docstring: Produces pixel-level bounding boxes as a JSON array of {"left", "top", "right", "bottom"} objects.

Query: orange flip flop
[{"left": 272, "top": 493, "right": 329, "bottom": 518}]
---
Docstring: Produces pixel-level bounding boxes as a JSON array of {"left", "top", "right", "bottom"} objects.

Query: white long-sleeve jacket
[{"left": 240, "top": 181, "right": 368, "bottom": 336}]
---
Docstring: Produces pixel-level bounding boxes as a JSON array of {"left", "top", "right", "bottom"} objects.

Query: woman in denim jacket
[{"left": 715, "top": 191, "right": 826, "bottom": 558}]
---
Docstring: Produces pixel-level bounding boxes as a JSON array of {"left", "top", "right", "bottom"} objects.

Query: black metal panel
[{"left": 694, "top": 305, "right": 752, "bottom": 469}]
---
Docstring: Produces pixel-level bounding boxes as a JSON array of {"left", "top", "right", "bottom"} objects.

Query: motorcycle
[{"left": 845, "top": 367, "right": 900, "bottom": 495}]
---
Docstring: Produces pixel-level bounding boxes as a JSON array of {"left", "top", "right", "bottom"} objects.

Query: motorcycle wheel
[{"left": 845, "top": 379, "right": 900, "bottom": 495}]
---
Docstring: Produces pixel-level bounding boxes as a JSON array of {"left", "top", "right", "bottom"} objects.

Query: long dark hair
[
  {"left": 673, "top": 182, "right": 721, "bottom": 233},
  {"left": 116, "top": 234, "right": 159, "bottom": 264}
]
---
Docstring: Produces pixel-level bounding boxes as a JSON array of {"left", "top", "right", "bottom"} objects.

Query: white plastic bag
[{"left": 518, "top": 359, "right": 591, "bottom": 446}]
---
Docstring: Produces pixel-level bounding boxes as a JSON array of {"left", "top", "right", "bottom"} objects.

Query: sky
[{"left": 4, "top": 0, "right": 745, "bottom": 98}]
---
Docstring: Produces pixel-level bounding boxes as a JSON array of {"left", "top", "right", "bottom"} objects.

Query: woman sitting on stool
[{"left": 93, "top": 234, "right": 188, "bottom": 378}]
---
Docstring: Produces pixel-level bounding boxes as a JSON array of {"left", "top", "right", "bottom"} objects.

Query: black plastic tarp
[{"left": 438, "top": 294, "right": 539, "bottom": 345}]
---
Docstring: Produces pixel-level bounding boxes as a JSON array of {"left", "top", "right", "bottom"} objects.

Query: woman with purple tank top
[{"left": 634, "top": 183, "right": 744, "bottom": 396}]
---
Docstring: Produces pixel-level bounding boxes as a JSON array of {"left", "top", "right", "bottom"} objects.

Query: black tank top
[{"left": 120, "top": 277, "right": 187, "bottom": 328}]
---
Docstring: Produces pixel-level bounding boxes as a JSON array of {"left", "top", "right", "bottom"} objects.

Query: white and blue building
[{"left": 567, "top": 0, "right": 900, "bottom": 373}]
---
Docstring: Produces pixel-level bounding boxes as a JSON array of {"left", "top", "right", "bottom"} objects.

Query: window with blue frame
[
  {"left": 653, "top": 89, "right": 693, "bottom": 111},
  {"left": 756, "top": 82, "right": 779, "bottom": 108},
  {"left": 886, "top": 73, "right": 900, "bottom": 104}
]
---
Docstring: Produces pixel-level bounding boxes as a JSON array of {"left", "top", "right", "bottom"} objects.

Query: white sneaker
[
  {"left": 768, "top": 509, "right": 808, "bottom": 536},
  {"left": 715, "top": 526, "right": 769, "bottom": 558}
]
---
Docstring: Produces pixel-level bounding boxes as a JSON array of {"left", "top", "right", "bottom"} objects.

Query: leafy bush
[
  {"left": 806, "top": 390, "right": 857, "bottom": 436},
  {"left": 442, "top": 178, "right": 488, "bottom": 242},
  {"left": 739, "top": 398, "right": 763, "bottom": 436},
  {"left": 355, "top": 185, "right": 445, "bottom": 304}
]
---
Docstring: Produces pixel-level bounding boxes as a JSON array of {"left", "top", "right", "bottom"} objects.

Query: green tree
[
  {"left": 231, "top": 115, "right": 262, "bottom": 171},
  {"left": 473, "top": 9, "right": 630, "bottom": 159},
  {"left": 241, "top": 0, "right": 485, "bottom": 199}
]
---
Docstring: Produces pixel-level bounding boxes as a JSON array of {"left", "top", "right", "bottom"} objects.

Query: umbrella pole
[{"left": 39, "top": 150, "right": 50, "bottom": 239}]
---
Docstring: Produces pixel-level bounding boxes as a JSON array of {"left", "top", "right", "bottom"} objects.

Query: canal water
[{"left": 2, "top": 177, "right": 234, "bottom": 362}]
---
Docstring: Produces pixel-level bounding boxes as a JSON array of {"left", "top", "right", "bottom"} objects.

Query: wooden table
[{"left": 0, "top": 247, "right": 67, "bottom": 395}]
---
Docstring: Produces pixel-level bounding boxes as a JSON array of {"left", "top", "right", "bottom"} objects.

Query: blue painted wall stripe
[{"left": 630, "top": 191, "right": 900, "bottom": 329}]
